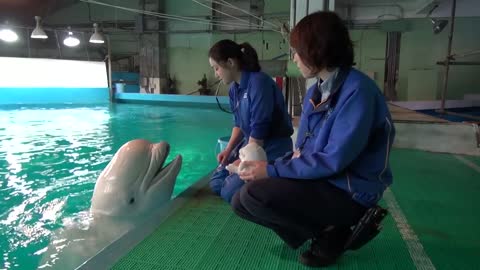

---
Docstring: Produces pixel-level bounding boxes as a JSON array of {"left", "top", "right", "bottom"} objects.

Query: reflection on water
[{"left": 0, "top": 103, "right": 231, "bottom": 269}]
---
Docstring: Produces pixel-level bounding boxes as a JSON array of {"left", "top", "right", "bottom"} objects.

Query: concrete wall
[
  {"left": 350, "top": 29, "right": 387, "bottom": 92},
  {"left": 287, "top": 17, "right": 480, "bottom": 102},
  {"left": 165, "top": 0, "right": 290, "bottom": 94},
  {"left": 398, "top": 17, "right": 480, "bottom": 101}
]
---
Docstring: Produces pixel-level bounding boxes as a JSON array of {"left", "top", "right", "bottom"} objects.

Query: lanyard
[
  {"left": 297, "top": 68, "right": 349, "bottom": 151},
  {"left": 298, "top": 113, "right": 325, "bottom": 151}
]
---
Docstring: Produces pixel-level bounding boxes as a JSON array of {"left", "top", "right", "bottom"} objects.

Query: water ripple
[{"left": 0, "top": 104, "right": 231, "bottom": 269}]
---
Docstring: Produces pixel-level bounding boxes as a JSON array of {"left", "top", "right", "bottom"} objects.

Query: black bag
[{"left": 344, "top": 206, "right": 388, "bottom": 250}]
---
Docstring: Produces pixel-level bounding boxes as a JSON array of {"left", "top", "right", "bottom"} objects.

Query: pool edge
[{"left": 75, "top": 171, "right": 214, "bottom": 270}]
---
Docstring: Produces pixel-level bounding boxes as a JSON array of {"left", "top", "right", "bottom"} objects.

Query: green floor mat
[
  {"left": 113, "top": 192, "right": 414, "bottom": 269},
  {"left": 112, "top": 149, "right": 479, "bottom": 270},
  {"left": 389, "top": 149, "right": 480, "bottom": 270}
]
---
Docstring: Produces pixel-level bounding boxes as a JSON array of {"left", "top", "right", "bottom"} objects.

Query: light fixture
[
  {"left": 63, "top": 27, "right": 80, "bottom": 47},
  {"left": 0, "top": 22, "right": 18, "bottom": 42},
  {"left": 89, "top": 23, "right": 104, "bottom": 44},
  {"left": 431, "top": 18, "right": 448, "bottom": 34},
  {"left": 31, "top": 16, "right": 48, "bottom": 39},
  {"left": 426, "top": 4, "right": 448, "bottom": 34}
]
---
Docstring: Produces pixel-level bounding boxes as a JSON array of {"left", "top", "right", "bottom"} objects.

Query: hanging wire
[
  {"left": 80, "top": 0, "right": 278, "bottom": 31},
  {"left": 213, "top": 0, "right": 279, "bottom": 28},
  {"left": 81, "top": 0, "right": 252, "bottom": 28},
  {"left": 191, "top": 0, "right": 283, "bottom": 33},
  {"left": 214, "top": 81, "right": 235, "bottom": 114},
  {"left": 212, "top": 0, "right": 282, "bottom": 29},
  {"left": 191, "top": 0, "right": 251, "bottom": 25}
]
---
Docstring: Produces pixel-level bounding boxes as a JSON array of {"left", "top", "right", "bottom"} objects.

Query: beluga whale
[{"left": 38, "top": 139, "right": 182, "bottom": 269}]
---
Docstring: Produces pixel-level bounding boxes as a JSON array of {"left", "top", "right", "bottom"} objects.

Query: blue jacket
[
  {"left": 266, "top": 68, "right": 395, "bottom": 207},
  {"left": 229, "top": 71, "right": 293, "bottom": 160}
]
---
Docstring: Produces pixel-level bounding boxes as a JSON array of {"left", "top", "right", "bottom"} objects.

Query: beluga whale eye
[{"left": 129, "top": 198, "right": 135, "bottom": 204}]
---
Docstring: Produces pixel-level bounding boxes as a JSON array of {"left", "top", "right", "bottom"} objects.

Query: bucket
[
  {"left": 115, "top": 83, "right": 125, "bottom": 93},
  {"left": 215, "top": 136, "right": 230, "bottom": 156}
]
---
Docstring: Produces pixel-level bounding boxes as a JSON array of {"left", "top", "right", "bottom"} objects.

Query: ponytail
[
  {"left": 209, "top": 39, "right": 261, "bottom": 72},
  {"left": 239, "top": 42, "right": 261, "bottom": 72}
]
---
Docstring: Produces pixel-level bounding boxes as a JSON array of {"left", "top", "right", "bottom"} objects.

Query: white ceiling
[
  {"left": 336, "top": 0, "right": 419, "bottom": 4},
  {"left": 333, "top": 0, "right": 480, "bottom": 21}
]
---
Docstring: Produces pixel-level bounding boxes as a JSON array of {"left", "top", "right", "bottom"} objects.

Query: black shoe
[
  {"left": 299, "top": 246, "right": 339, "bottom": 267},
  {"left": 298, "top": 231, "right": 347, "bottom": 268},
  {"left": 344, "top": 206, "right": 388, "bottom": 250}
]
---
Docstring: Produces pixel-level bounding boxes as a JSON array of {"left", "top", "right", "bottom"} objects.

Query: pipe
[
  {"left": 107, "top": 35, "right": 113, "bottom": 102},
  {"left": 437, "top": 61, "right": 480, "bottom": 66},
  {"left": 450, "top": 49, "right": 480, "bottom": 59},
  {"left": 290, "top": 0, "right": 296, "bottom": 30},
  {"left": 82, "top": 32, "right": 90, "bottom": 60},
  {"left": 337, "top": 3, "right": 404, "bottom": 18},
  {"left": 285, "top": 76, "right": 290, "bottom": 117},
  {"left": 54, "top": 30, "right": 62, "bottom": 58},
  {"left": 26, "top": 28, "right": 31, "bottom": 57},
  {"left": 271, "top": 53, "right": 288, "bottom": 60},
  {"left": 439, "top": 0, "right": 457, "bottom": 113}
]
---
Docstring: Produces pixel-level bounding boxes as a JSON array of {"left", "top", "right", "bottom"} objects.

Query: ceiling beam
[
  {"left": 415, "top": 0, "right": 440, "bottom": 15},
  {"left": 0, "top": 0, "right": 80, "bottom": 25}
]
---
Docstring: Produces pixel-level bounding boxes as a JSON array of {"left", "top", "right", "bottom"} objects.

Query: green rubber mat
[
  {"left": 389, "top": 149, "right": 480, "bottom": 270},
  {"left": 112, "top": 149, "right": 480, "bottom": 270}
]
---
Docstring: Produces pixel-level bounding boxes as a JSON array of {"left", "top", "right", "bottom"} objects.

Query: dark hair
[
  {"left": 290, "top": 11, "right": 354, "bottom": 71},
  {"left": 208, "top": 39, "right": 261, "bottom": 72}
]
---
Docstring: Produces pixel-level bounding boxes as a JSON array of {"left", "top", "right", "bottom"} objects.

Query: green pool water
[{"left": 0, "top": 103, "right": 231, "bottom": 269}]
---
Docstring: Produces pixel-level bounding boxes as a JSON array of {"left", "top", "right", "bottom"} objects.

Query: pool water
[
  {"left": 418, "top": 107, "right": 480, "bottom": 122},
  {"left": 0, "top": 103, "right": 231, "bottom": 269}
]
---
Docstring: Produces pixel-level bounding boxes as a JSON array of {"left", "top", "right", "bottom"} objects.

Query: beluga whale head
[{"left": 90, "top": 139, "right": 182, "bottom": 217}]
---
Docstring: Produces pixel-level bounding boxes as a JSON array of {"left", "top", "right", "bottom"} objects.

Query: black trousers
[{"left": 231, "top": 177, "right": 367, "bottom": 249}]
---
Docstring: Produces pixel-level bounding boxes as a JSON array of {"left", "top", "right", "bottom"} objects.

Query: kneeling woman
[{"left": 208, "top": 39, "right": 293, "bottom": 203}]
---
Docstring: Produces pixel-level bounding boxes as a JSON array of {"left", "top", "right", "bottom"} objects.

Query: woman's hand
[
  {"left": 292, "top": 149, "right": 301, "bottom": 159},
  {"left": 232, "top": 159, "right": 241, "bottom": 166},
  {"left": 228, "top": 159, "right": 241, "bottom": 175},
  {"left": 217, "top": 148, "right": 231, "bottom": 165},
  {"left": 238, "top": 160, "right": 269, "bottom": 181}
]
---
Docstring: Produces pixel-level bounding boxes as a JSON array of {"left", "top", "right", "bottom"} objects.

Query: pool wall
[
  {"left": 0, "top": 57, "right": 110, "bottom": 105},
  {"left": 0, "top": 87, "right": 109, "bottom": 105},
  {"left": 115, "top": 93, "right": 230, "bottom": 108}
]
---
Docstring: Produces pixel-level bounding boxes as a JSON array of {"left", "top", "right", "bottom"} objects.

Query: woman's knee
[
  {"left": 238, "top": 179, "right": 273, "bottom": 210},
  {"left": 209, "top": 168, "right": 229, "bottom": 195},
  {"left": 209, "top": 180, "right": 222, "bottom": 195},
  {"left": 220, "top": 175, "right": 245, "bottom": 203}
]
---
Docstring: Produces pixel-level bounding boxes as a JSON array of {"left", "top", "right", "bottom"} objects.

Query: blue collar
[
  {"left": 235, "top": 71, "right": 251, "bottom": 90},
  {"left": 310, "top": 67, "right": 350, "bottom": 112},
  {"left": 317, "top": 68, "right": 339, "bottom": 95}
]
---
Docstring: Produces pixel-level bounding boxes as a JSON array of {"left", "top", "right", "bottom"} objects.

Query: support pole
[
  {"left": 107, "top": 35, "right": 113, "bottom": 102},
  {"left": 439, "top": 0, "right": 457, "bottom": 113}
]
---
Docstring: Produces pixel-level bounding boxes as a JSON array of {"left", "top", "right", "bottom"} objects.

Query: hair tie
[{"left": 240, "top": 47, "right": 245, "bottom": 53}]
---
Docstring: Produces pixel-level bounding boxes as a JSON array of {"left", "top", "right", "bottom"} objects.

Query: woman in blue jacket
[
  {"left": 208, "top": 39, "right": 293, "bottom": 203},
  {"left": 232, "top": 12, "right": 395, "bottom": 267}
]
